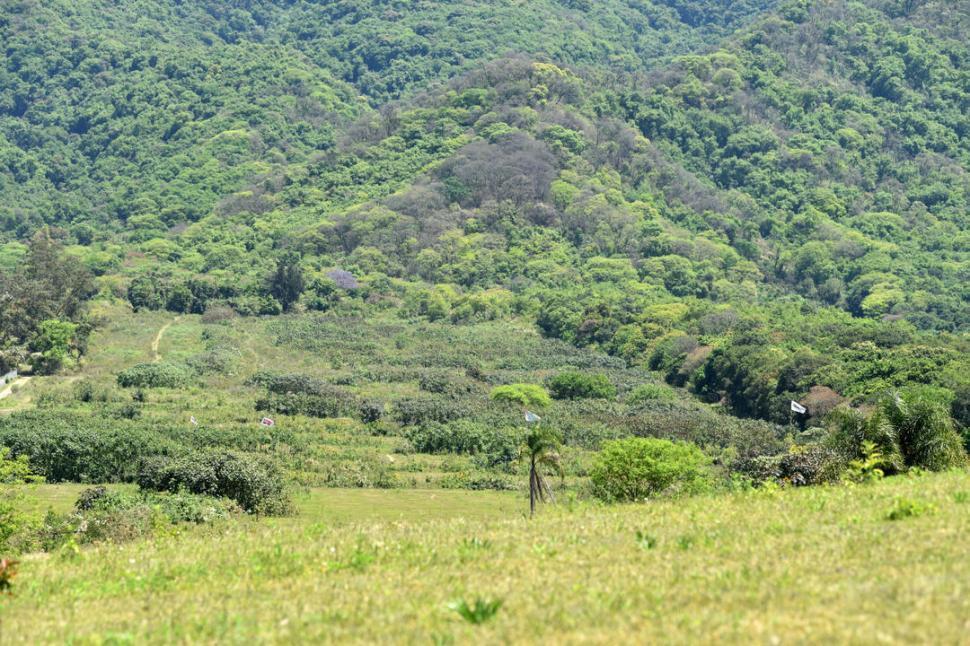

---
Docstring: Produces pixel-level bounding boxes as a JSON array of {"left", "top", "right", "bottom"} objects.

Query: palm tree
[
  {"left": 883, "top": 392, "right": 966, "bottom": 471},
  {"left": 524, "top": 426, "right": 563, "bottom": 517}
]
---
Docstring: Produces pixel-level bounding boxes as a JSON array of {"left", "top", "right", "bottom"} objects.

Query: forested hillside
[{"left": 0, "top": 0, "right": 967, "bottom": 429}]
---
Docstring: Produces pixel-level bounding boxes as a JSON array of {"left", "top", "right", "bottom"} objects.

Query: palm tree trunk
[{"left": 529, "top": 459, "right": 537, "bottom": 517}]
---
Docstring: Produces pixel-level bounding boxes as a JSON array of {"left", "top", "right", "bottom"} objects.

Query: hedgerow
[{"left": 117, "top": 362, "right": 192, "bottom": 389}]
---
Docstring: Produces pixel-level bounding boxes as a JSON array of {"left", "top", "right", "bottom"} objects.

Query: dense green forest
[{"left": 1, "top": 0, "right": 967, "bottom": 431}]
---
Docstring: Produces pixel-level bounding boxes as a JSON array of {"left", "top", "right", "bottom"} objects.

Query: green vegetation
[
  {"left": 548, "top": 371, "right": 617, "bottom": 400},
  {"left": 0, "top": 0, "right": 968, "bottom": 640},
  {"left": 590, "top": 437, "right": 711, "bottom": 502},
  {"left": 489, "top": 383, "right": 551, "bottom": 409},
  {"left": 2, "top": 0, "right": 967, "bottom": 432},
  {"left": 2, "top": 472, "right": 968, "bottom": 641},
  {"left": 117, "top": 362, "right": 192, "bottom": 389}
]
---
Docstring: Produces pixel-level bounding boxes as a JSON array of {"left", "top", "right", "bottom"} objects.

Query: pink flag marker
[{"left": 260, "top": 417, "right": 275, "bottom": 427}]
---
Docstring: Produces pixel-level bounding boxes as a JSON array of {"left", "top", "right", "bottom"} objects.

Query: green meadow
[
  {"left": 0, "top": 309, "right": 966, "bottom": 642},
  {"left": 4, "top": 471, "right": 968, "bottom": 643}
]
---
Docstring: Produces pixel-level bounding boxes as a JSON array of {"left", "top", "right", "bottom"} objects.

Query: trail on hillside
[
  {"left": 0, "top": 376, "right": 31, "bottom": 402},
  {"left": 152, "top": 317, "right": 180, "bottom": 362}
]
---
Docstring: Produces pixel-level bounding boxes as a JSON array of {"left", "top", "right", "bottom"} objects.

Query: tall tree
[
  {"left": 268, "top": 252, "right": 305, "bottom": 312},
  {"left": 0, "top": 229, "right": 94, "bottom": 347}
]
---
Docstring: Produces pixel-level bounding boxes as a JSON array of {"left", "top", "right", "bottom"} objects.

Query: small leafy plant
[
  {"left": 885, "top": 497, "right": 935, "bottom": 521},
  {"left": 328, "top": 541, "right": 376, "bottom": 572},
  {"left": 845, "top": 441, "right": 886, "bottom": 484},
  {"left": 448, "top": 597, "right": 502, "bottom": 625},
  {"left": 458, "top": 537, "right": 492, "bottom": 562},
  {"left": 635, "top": 529, "right": 657, "bottom": 550}
]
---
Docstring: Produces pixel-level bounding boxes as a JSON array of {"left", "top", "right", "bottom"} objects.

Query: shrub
[
  {"left": 548, "top": 371, "right": 616, "bottom": 400},
  {"left": 137, "top": 450, "right": 292, "bottom": 515},
  {"left": 41, "top": 487, "right": 242, "bottom": 549},
  {"left": 394, "top": 397, "right": 471, "bottom": 426},
  {"left": 627, "top": 383, "right": 678, "bottom": 405},
  {"left": 489, "top": 383, "right": 551, "bottom": 408},
  {"left": 733, "top": 442, "right": 843, "bottom": 487},
  {"left": 117, "top": 362, "right": 191, "bottom": 389},
  {"left": 825, "top": 393, "right": 967, "bottom": 473},
  {"left": 406, "top": 422, "right": 518, "bottom": 467},
  {"left": 72, "top": 379, "right": 112, "bottom": 403},
  {"left": 358, "top": 400, "right": 385, "bottom": 424},
  {"left": 248, "top": 372, "right": 327, "bottom": 395},
  {"left": 75, "top": 486, "right": 241, "bottom": 523},
  {"left": 256, "top": 391, "right": 356, "bottom": 419},
  {"left": 885, "top": 497, "right": 934, "bottom": 521},
  {"left": 824, "top": 407, "right": 903, "bottom": 474},
  {"left": 0, "top": 447, "right": 43, "bottom": 484},
  {"left": 438, "top": 473, "right": 517, "bottom": 491},
  {"left": 590, "top": 438, "right": 711, "bottom": 502}
]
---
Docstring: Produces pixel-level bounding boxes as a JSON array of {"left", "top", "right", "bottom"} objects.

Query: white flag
[
  {"left": 790, "top": 401, "right": 807, "bottom": 414},
  {"left": 524, "top": 410, "right": 541, "bottom": 423},
  {"left": 260, "top": 417, "right": 275, "bottom": 427},
  {"left": 190, "top": 416, "right": 198, "bottom": 426}
]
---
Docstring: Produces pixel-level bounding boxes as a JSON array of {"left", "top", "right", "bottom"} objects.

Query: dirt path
[
  {"left": 152, "top": 317, "right": 180, "bottom": 362},
  {"left": 0, "top": 376, "right": 31, "bottom": 402}
]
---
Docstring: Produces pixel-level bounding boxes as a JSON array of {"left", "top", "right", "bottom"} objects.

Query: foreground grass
[{"left": 4, "top": 472, "right": 969, "bottom": 643}]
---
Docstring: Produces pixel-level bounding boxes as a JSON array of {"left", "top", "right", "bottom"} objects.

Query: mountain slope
[{"left": 0, "top": 0, "right": 967, "bottom": 427}]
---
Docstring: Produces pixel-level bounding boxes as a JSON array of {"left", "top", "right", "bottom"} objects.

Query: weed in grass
[
  {"left": 885, "top": 497, "right": 935, "bottom": 521},
  {"left": 328, "top": 541, "right": 376, "bottom": 572},
  {"left": 458, "top": 537, "right": 492, "bottom": 562},
  {"left": 448, "top": 597, "right": 502, "bottom": 625},
  {"left": 57, "top": 537, "right": 82, "bottom": 561},
  {"left": 677, "top": 535, "right": 695, "bottom": 550},
  {"left": 952, "top": 491, "right": 968, "bottom": 504},
  {"left": 635, "top": 530, "right": 657, "bottom": 550}
]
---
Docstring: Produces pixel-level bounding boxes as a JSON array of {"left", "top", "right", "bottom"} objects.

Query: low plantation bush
[
  {"left": 406, "top": 422, "right": 519, "bottom": 468},
  {"left": 248, "top": 371, "right": 328, "bottom": 395},
  {"left": 255, "top": 390, "right": 356, "bottom": 419},
  {"left": 0, "top": 411, "right": 178, "bottom": 483},
  {"left": 624, "top": 400, "right": 786, "bottom": 458},
  {"left": 394, "top": 396, "right": 473, "bottom": 426},
  {"left": 590, "top": 438, "right": 712, "bottom": 502},
  {"left": 626, "top": 383, "right": 678, "bottom": 404},
  {"left": 250, "top": 371, "right": 361, "bottom": 419},
  {"left": 137, "top": 450, "right": 292, "bottom": 515},
  {"left": 547, "top": 372, "right": 616, "bottom": 400},
  {"left": 117, "top": 362, "right": 192, "bottom": 389}
]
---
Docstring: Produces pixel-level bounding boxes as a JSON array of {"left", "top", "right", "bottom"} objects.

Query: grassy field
[
  {"left": 3, "top": 471, "right": 968, "bottom": 643},
  {"left": 3, "top": 307, "right": 968, "bottom": 643}
]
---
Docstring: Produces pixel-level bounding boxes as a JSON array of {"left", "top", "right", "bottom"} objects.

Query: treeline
[{"left": 0, "top": 230, "right": 95, "bottom": 374}]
